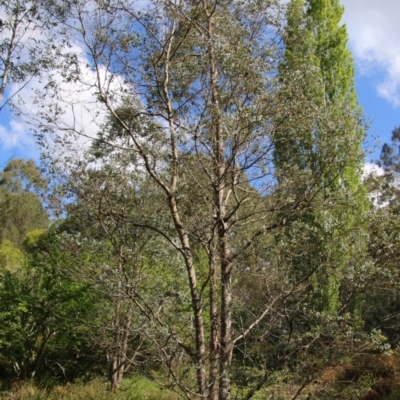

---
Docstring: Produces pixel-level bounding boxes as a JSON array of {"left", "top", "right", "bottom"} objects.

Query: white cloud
[
  {"left": 0, "top": 120, "right": 36, "bottom": 157},
  {"left": 363, "top": 162, "right": 384, "bottom": 179},
  {"left": 341, "top": 0, "right": 400, "bottom": 106},
  {"left": 1, "top": 53, "right": 107, "bottom": 164},
  {"left": 362, "top": 163, "right": 388, "bottom": 208},
  {"left": 2, "top": 37, "right": 133, "bottom": 169},
  {"left": 0, "top": 0, "right": 141, "bottom": 165}
]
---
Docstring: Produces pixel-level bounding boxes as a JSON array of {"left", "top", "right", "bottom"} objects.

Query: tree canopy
[{"left": 0, "top": 1, "right": 399, "bottom": 400}]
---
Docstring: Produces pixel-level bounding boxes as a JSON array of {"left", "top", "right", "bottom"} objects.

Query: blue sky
[
  {"left": 0, "top": 0, "right": 398, "bottom": 168},
  {"left": 342, "top": 0, "right": 400, "bottom": 162}
]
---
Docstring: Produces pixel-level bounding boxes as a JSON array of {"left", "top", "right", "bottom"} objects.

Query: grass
[{"left": 0, "top": 376, "right": 179, "bottom": 400}]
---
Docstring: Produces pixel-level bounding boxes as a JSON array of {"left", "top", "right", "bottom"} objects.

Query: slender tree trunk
[
  {"left": 161, "top": 20, "right": 207, "bottom": 395},
  {"left": 0, "top": 2, "right": 19, "bottom": 104},
  {"left": 205, "top": 4, "right": 234, "bottom": 398},
  {"left": 209, "top": 246, "right": 220, "bottom": 400},
  {"left": 110, "top": 281, "right": 133, "bottom": 393},
  {"left": 216, "top": 169, "right": 233, "bottom": 400},
  {"left": 110, "top": 298, "right": 121, "bottom": 393},
  {"left": 215, "top": 145, "right": 233, "bottom": 400},
  {"left": 168, "top": 195, "right": 208, "bottom": 395},
  {"left": 110, "top": 311, "right": 132, "bottom": 392},
  {"left": 219, "top": 234, "right": 233, "bottom": 400},
  {"left": 115, "top": 310, "right": 132, "bottom": 391}
]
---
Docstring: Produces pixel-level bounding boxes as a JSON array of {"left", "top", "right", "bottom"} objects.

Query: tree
[
  {"left": 0, "top": 158, "right": 47, "bottom": 193},
  {"left": 275, "top": 0, "right": 368, "bottom": 314},
  {"left": 376, "top": 125, "right": 400, "bottom": 208},
  {"left": 57, "top": 156, "right": 167, "bottom": 392},
  {"left": 34, "top": 0, "right": 371, "bottom": 398},
  {"left": 0, "top": 227, "right": 99, "bottom": 381},
  {"left": 0, "top": 0, "right": 55, "bottom": 112},
  {"left": 0, "top": 239, "right": 24, "bottom": 271},
  {"left": 364, "top": 206, "right": 400, "bottom": 345},
  {"left": 0, "top": 159, "right": 49, "bottom": 246},
  {"left": 363, "top": 125, "right": 400, "bottom": 343}
]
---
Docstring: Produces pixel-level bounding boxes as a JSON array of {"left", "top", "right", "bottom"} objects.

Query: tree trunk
[
  {"left": 218, "top": 230, "right": 233, "bottom": 400},
  {"left": 168, "top": 194, "right": 208, "bottom": 395},
  {"left": 110, "top": 295, "right": 132, "bottom": 393},
  {"left": 209, "top": 247, "right": 220, "bottom": 400}
]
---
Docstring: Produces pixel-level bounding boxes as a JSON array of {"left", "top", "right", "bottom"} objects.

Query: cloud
[
  {"left": 2, "top": 36, "right": 134, "bottom": 169},
  {"left": 0, "top": 120, "right": 37, "bottom": 158},
  {"left": 0, "top": 0, "right": 143, "bottom": 165},
  {"left": 1, "top": 52, "right": 107, "bottom": 164},
  {"left": 362, "top": 162, "right": 384, "bottom": 179},
  {"left": 341, "top": 0, "right": 400, "bottom": 106},
  {"left": 362, "top": 163, "right": 388, "bottom": 208},
  {"left": 17, "top": 58, "right": 129, "bottom": 172}
]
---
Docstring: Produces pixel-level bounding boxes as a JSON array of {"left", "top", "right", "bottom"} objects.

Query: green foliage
[
  {"left": 23, "top": 230, "right": 47, "bottom": 252},
  {"left": 0, "top": 160, "right": 49, "bottom": 246},
  {"left": 0, "top": 2, "right": 395, "bottom": 399},
  {"left": 0, "top": 159, "right": 48, "bottom": 194},
  {"left": 364, "top": 124, "right": 400, "bottom": 350},
  {"left": 360, "top": 206, "right": 400, "bottom": 346},
  {"left": 0, "top": 239, "right": 25, "bottom": 271},
  {"left": 275, "top": 0, "right": 369, "bottom": 316},
  {"left": 306, "top": 0, "right": 356, "bottom": 103},
  {"left": 0, "top": 226, "right": 104, "bottom": 382},
  {"left": 0, "top": 191, "right": 49, "bottom": 246}
]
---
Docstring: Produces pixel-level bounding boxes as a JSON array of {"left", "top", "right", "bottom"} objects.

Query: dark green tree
[
  {"left": 0, "top": 227, "right": 100, "bottom": 381},
  {"left": 0, "top": 159, "right": 49, "bottom": 246}
]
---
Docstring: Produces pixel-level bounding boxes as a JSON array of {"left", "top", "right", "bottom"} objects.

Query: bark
[
  {"left": 208, "top": 247, "right": 219, "bottom": 400},
  {"left": 205, "top": 5, "right": 234, "bottom": 399},
  {"left": 168, "top": 194, "right": 208, "bottom": 395},
  {"left": 110, "top": 265, "right": 133, "bottom": 393},
  {"left": 110, "top": 306, "right": 132, "bottom": 392},
  {"left": 162, "top": 20, "right": 207, "bottom": 395},
  {"left": 110, "top": 298, "right": 121, "bottom": 392},
  {"left": 219, "top": 234, "right": 233, "bottom": 400},
  {"left": 0, "top": 2, "right": 19, "bottom": 104}
]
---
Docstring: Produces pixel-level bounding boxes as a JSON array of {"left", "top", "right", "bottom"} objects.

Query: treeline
[
  {"left": 1, "top": 155, "right": 400, "bottom": 399},
  {"left": 1, "top": 0, "right": 400, "bottom": 399}
]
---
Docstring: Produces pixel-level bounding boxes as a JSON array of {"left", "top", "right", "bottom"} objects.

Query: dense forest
[{"left": 1, "top": 0, "right": 400, "bottom": 399}]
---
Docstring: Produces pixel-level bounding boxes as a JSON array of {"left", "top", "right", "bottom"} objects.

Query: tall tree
[
  {"left": 275, "top": 0, "right": 368, "bottom": 313},
  {"left": 307, "top": 0, "right": 356, "bottom": 102},
  {"left": 308, "top": 0, "right": 369, "bottom": 313},
  {"left": 34, "top": 0, "right": 371, "bottom": 398}
]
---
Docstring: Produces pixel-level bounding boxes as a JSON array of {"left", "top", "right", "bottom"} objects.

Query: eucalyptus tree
[
  {"left": 376, "top": 125, "right": 400, "bottom": 207},
  {"left": 0, "top": 0, "right": 55, "bottom": 112},
  {"left": 360, "top": 125, "right": 400, "bottom": 344},
  {"left": 57, "top": 149, "right": 181, "bottom": 392},
  {"left": 35, "top": 0, "right": 369, "bottom": 398},
  {"left": 0, "top": 159, "right": 49, "bottom": 246}
]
